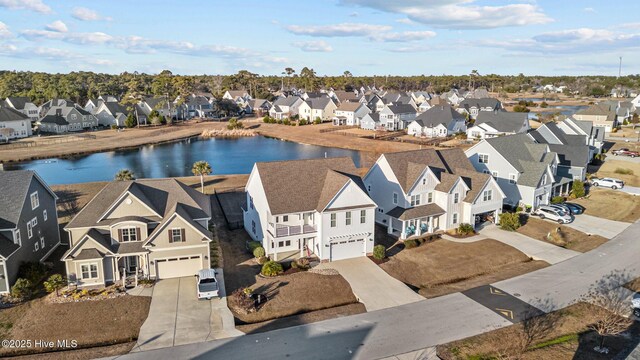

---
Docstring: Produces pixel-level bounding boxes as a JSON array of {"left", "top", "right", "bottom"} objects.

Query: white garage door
[
  {"left": 330, "top": 239, "right": 365, "bottom": 261},
  {"left": 155, "top": 255, "right": 202, "bottom": 279}
]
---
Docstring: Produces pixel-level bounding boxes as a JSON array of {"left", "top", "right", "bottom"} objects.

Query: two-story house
[
  {"left": 138, "top": 97, "right": 176, "bottom": 120},
  {"left": 62, "top": 179, "right": 213, "bottom": 288},
  {"left": 0, "top": 107, "right": 33, "bottom": 141},
  {"left": 379, "top": 104, "right": 417, "bottom": 131},
  {"left": 243, "top": 157, "right": 376, "bottom": 262},
  {"left": 93, "top": 101, "right": 130, "bottom": 127},
  {"left": 465, "top": 134, "right": 558, "bottom": 209},
  {"left": 466, "top": 111, "right": 530, "bottom": 140},
  {"left": 407, "top": 104, "right": 466, "bottom": 138},
  {"left": 298, "top": 97, "right": 338, "bottom": 122},
  {"left": 364, "top": 148, "right": 504, "bottom": 239},
  {"left": 333, "top": 102, "right": 371, "bottom": 126},
  {"left": 39, "top": 105, "right": 98, "bottom": 133},
  {"left": 268, "top": 96, "right": 304, "bottom": 120},
  {"left": 557, "top": 118, "right": 604, "bottom": 154},
  {"left": 457, "top": 98, "right": 502, "bottom": 120},
  {"left": 573, "top": 103, "right": 617, "bottom": 133},
  {"left": 3, "top": 97, "right": 39, "bottom": 123},
  {"left": 0, "top": 170, "right": 60, "bottom": 294}
]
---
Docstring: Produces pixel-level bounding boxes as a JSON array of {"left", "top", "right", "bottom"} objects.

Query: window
[
  {"left": 252, "top": 220, "right": 256, "bottom": 234},
  {"left": 427, "top": 192, "right": 433, "bottom": 203},
  {"left": 478, "top": 154, "right": 489, "bottom": 164},
  {"left": 509, "top": 174, "right": 517, "bottom": 184},
  {"left": 170, "top": 229, "right": 183, "bottom": 243},
  {"left": 283, "top": 215, "right": 289, "bottom": 222},
  {"left": 411, "top": 194, "right": 421, "bottom": 206},
  {"left": 483, "top": 190, "right": 493, "bottom": 202},
  {"left": 422, "top": 178, "right": 426, "bottom": 185},
  {"left": 483, "top": 169, "right": 490, "bottom": 174},
  {"left": 367, "top": 184, "right": 371, "bottom": 192},
  {"left": 43, "top": 210, "right": 47, "bottom": 221},
  {"left": 378, "top": 208, "right": 384, "bottom": 213},
  {"left": 278, "top": 240, "right": 292, "bottom": 247},
  {"left": 40, "top": 236, "right": 45, "bottom": 249},
  {"left": 346, "top": 212, "right": 352, "bottom": 226},
  {"left": 249, "top": 196, "right": 254, "bottom": 209},
  {"left": 453, "top": 193, "right": 459, "bottom": 204},
  {"left": 34, "top": 242, "right": 39, "bottom": 251},
  {"left": 30, "top": 192, "right": 39, "bottom": 210},
  {"left": 31, "top": 217, "right": 37, "bottom": 227},
  {"left": 452, "top": 213, "right": 459, "bottom": 224},
  {"left": 121, "top": 227, "right": 138, "bottom": 242},
  {"left": 27, "top": 222, "right": 33, "bottom": 238},
  {"left": 80, "top": 264, "right": 99, "bottom": 279},
  {"left": 330, "top": 213, "right": 336, "bottom": 227},
  {"left": 14, "top": 229, "right": 21, "bottom": 245},
  {"left": 360, "top": 210, "right": 366, "bottom": 224},
  {"left": 541, "top": 175, "right": 546, "bottom": 186},
  {"left": 393, "top": 193, "right": 398, "bottom": 204},
  {"left": 491, "top": 171, "right": 498, "bottom": 179}
]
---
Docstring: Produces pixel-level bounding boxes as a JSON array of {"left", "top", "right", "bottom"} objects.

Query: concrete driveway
[
  {"left": 317, "top": 257, "right": 424, "bottom": 312},
  {"left": 565, "top": 214, "right": 632, "bottom": 239},
  {"left": 133, "top": 269, "right": 242, "bottom": 352}
]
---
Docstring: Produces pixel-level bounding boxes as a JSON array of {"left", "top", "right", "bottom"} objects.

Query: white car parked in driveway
[
  {"left": 533, "top": 205, "right": 574, "bottom": 224},
  {"left": 591, "top": 177, "right": 624, "bottom": 189},
  {"left": 196, "top": 269, "right": 219, "bottom": 300}
]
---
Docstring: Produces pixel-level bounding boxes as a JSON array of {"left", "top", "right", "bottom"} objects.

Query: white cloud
[
  {"left": 339, "top": 0, "right": 552, "bottom": 29},
  {"left": 292, "top": 40, "right": 333, "bottom": 52},
  {"left": 583, "top": 7, "right": 596, "bottom": 13},
  {"left": 71, "top": 7, "right": 111, "bottom": 21},
  {"left": 371, "top": 30, "right": 435, "bottom": 42},
  {"left": 286, "top": 23, "right": 391, "bottom": 37},
  {"left": 45, "top": 20, "right": 68, "bottom": 33},
  {"left": 21, "top": 29, "right": 114, "bottom": 45},
  {"left": 0, "top": 21, "right": 12, "bottom": 38},
  {"left": 0, "top": 0, "right": 51, "bottom": 13},
  {"left": 395, "top": 18, "right": 414, "bottom": 25}
]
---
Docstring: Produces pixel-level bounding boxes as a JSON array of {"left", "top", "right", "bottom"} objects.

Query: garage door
[
  {"left": 330, "top": 239, "right": 365, "bottom": 261},
  {"left": 155, "top": 255, "right": 202, "bottom": 279}
]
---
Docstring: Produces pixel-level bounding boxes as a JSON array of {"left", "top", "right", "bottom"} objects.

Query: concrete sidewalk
[
  {"left": 565, "top": 214, "right": 632, "bottom": 239},
  {"left": 479, "top": 225, "right": 580, "bottom": 264},
  {"left": 317, "top": 257, "right": 424, "bottom": 311}
]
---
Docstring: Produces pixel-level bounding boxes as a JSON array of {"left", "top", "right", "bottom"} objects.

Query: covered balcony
[{"left": 268, "top": 223, "right": 317, "bottom": 238}]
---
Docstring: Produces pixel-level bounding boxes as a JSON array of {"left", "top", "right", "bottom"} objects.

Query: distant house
[
  {"left": 244, "top": 157, "right": 376, "bottom": 262},
  {"left": 407, "top": 104, "right": 466, "bottom": 138},
  {"left": 63, "top": 179, "right": 213, "bottom": 287},
  {"left": 94, "top": 102, "right": 130, "bottom": 127},
  {"left": 466, "top": 111, "right": 530, "bottom": 140},
  {"left": 39, "top": 98, "right": 74, "bottom": 118},
  {"left": 39, "top": 106, "right": 97, "bottom": 133},
  {"left": 138, "top": 97, "right": 176, "bottom": 120},
  {"left": 298, "top": 97, "right": 338, "bottom": 122},
  {"left": 360, "top": 113, "right": 382, "bottom": 131},
  {"left": 411, "top": 91, "right": 432, "bottom": 106},
  {"left": 333, "top": 102, "right": 370, "bottom": 126},
  {"left": 573, "top": 103, "right": 617, "bottom": 133},
  {"left": 363, "top": 95, "right": 386, "bottom": 113},
  {"left": 458, "top": 98, "right": 502, "bottom": 120},
  {"left": 440, "top": 90, "right": 464, "bottom": 106},
  {"left": 222, "top": 90, "right": 251, "bottom": 103},
  {"left": 84, "top": 99, "right": 102, "bottom": 114},
  {"left": 465, "top": 134, "right": 558, "bottom": 209},
  {"left": 463, "top": 89, "right": 490, "bottom": 99},
  {"left": 329, "top": 90, "right": 358, "bottom": 104},
  {"left": 378, "top": 104, "right": 417, "bottom": 131},
  {"left": 268, "top": 96, "right": 304, "bottom": 120},
  {"left": 3, "top": 97, "right": 39, "bottom": 123},
  {"left": 0, "top": 170, "right": 61, "bottom": 294},
  {"left": 0, "top": 107, "right": 33, "bottom": 141},
  {"left": 178, "top": 94, "right": 215, "bottom": 119},
  {"left": 364, "top": 148, "right": 504, "bottom": 239},
  {"left": 248, "top": 99, "right": 271, "bottom": 116},
  {"left": 557, "top": 118, "right": 605, "bottom": 155}
]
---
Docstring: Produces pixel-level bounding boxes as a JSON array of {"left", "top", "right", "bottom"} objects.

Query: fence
[
  {"left": 214, "top": 188, "right": 246, "bottom": 230},
  {"left": 0, "top": 134, "right": 96, "bottom": 149},
  {"left": 318, "top": 125, "right": 359, "bottom": 133}
]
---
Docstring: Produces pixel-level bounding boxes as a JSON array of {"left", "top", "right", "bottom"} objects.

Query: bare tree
[{"left": 582, "top": 270, "right": 634, "bottom": 352}]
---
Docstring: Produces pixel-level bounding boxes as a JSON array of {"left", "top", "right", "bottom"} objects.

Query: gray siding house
[{"left": 0, "top": 170, "right": 61, "bottom": 294}]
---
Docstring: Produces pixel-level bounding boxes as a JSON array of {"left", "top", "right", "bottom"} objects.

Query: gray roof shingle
[
  {"left": 0, "top": 170, "right": 35, "bottom": 229},
  {"left": 474, "top": 111, "right": 527, "bottom": 133}
]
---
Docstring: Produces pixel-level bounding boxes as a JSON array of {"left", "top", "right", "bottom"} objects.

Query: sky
[{"left": 0, "top": 0, "right": 639, "bottom": 76}]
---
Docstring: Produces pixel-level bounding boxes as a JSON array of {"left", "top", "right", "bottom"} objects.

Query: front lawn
[
  {"left": 379, "top": 239, "right": 549, "bottom": 298},
  {"left": 517, "top": 216, "right": 608, "bottom": 252},
  {"left": 0, "top": 295, "right": 151, "bottom": 357},
  {"left": 596, "top": 159, "right": 640, "bottom": 187},
  {"left": 572, "top": 188, "right": 640, "bottom": 222}
]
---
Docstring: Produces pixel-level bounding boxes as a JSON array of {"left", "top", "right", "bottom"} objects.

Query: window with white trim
[
  {"left": 34, "top": 241, "right": 39, "bottom": 251},
  {"left": 427, "top": 192, "right": 433, "bottom": 203},
  {"left": 14, "top": 229, "right": 21, "bottom": 245},
  {"left": 478, "top": 154, "right": 489, "bottom": 164},
  {"left": 453, "top": 193, "right": 460, "bottom": 204},
  {"left": 31, "top": 217, "right": 37, "bottom": 227},
  {"left": 452, "top": 213, "right": 459, "bottom": 224},
  {"left": 393, "top": 193, "right": 398, "bottom": 204},
  {"left": 330, "top": 213, "right": 336, "bottom": 227},
  {"left": 360, "top": 210, "right": 366, "bottom": 224},
  {"left": 283, "top": 215, "right": 289, "bottom": 222},
  {"left": 30, "top": 191, "right": 39, "bottom": 210},
  {"left": 249, "top": 196, "right": 254, "bottom": 209},
  {"left": 345, "top": 212, "right": 352, "bottom": 226},
  {"left": 422, "top": 178, "right": 426, "bottom": 185},
  {"left": 43, "top": 210, "right": 47, "bottom": 221},
  {"left": 80, "top": 263, "right": 98, "bottom": 279},
  {"left": 491, "top": 171, "right": 498, "bottom": 179},
  {"left": 40, "top": 236, "right": 45, "bottom": 249},
  {"left": 410, "top": 194, "right": 421, "bottom": 206},
  {"left": 483, "top": 190, "right": 493, "bottom": 202},
  {"left": 27, "top": 222, "right": 33, "bottom": 238},
  {"left": 509, "top": 174, "right": 517, "bottom": 184},
  {"left": 121, "top": 227, "right": 138, "bottom": 242},
  {"left": 170, "top": 228, "right": 184, "bottom": 243}
]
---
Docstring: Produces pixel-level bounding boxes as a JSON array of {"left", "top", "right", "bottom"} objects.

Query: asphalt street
[{"left": 462, "top": 285, "right": 545, "bottom": 323}]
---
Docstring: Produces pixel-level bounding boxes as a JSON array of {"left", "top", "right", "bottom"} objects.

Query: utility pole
[{"left": 618, "top": 56, "right": 622, "bottom": 78}]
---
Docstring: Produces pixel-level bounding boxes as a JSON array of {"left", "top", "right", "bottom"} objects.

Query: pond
[
  {"left": 4, "top": 136, "right": 362, "bottom": 185},
  {"left": 527, "top": 105, "right": 589, "bottom": 120}
]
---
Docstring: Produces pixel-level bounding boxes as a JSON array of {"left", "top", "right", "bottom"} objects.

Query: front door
[{"left": 125, "top": 256, "right": 138, "bottom": 274}]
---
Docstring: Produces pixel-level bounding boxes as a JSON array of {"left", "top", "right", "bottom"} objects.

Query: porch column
[
  {"left": 113, "top": 257, "right": 119, "bottom": 281},
  {"left": 416, "top": 219, "right": 422, "bottom": 235},
  {"left": 400, "top": 221, "right": 406, "bottom": 240},
  {"left": 387, "top": 217, "right": 393, "bottom": 234},
  {"left": 429, "top": 217, "right": 434, "bottom": 233}
]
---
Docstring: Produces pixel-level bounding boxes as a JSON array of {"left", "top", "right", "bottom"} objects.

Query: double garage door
[
  {"left": 155, "top": 255, "right": 202, "bottom": 279},
  {"left": 330, "top": 238, "right": 365, "bottom": 261}
]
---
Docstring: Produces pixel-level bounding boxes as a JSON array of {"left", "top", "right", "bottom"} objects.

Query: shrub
[
  {"left": 243, "top": 287, "right": 253, "bottom": 296},
  {"left": 513, "top": 104, "right": 530, "bottom": 113},
  {"left": 261, "top": 261, "right": 283, "bottom": 277},
  {"left": 257, "top": 256, "right": 268, "bottom": 265},
  {"left": 403, "top": 239, "right": 418, "bottom": 249},
  {"left": 253, "top": 246, "right": 265, "bottom": 258},
  {"left": 227, "top": 117, "right": 243, "bottom": 130},
  {"left": 18, "top": 261, "right": 47, "bottom": 284},
  {"left": 299, "top": 119, "right": 308, "bottom": 126},
  {"left": 283, "top": 119, "right": 291, "bottom": 126},
  {"left": 571, "top": 180, "right": 586, "bottom": 198},
  {"left": 110, "top": 124, "right": 118, "bottom": 130},
  {"left": 11, "top": 278, "right": 33, "bottom": 300},
  {"left": 313, "top": 117, "right": 322, "bottom": 125},
  {"left": 540, "top": 101, "right": 549, "bottom": 108},
  {"left": 499, "top": 212, "right": 521, "bottom": 231},
  {"left": 247, "top": 241, "right": 262, "bottom": 253},
  {"left": 516, "top": 206, "right": 524, "bottom": 212},
  {"left": 457, "top": 223, "right": 475, "bottom": 236},
  {"left": 295, "top": 257, "right": 310, "bottom": 270},
  {"left": 614, "top": 168, "right": 634, "bottom": 175},
  {"left": 373, "top": 245, "right": 386, "bottom": 260},
  {"left": 263, "top": 115, "right": 272, "bottom": 123},
  {"left": 551, "top": 196, "right": 565, "bottom": 204},
  {"left": 43, "top": 274, "right": 66, "bottom": 296}
]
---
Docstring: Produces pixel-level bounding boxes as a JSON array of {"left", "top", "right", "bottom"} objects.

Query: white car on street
[
  {"left": 533, "top": 205, "right": 574, "bottom": 224},
  {"left": 591, "top": 177, "right": 624, "bottom": 189}
]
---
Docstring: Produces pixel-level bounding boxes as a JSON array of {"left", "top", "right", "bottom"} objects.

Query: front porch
[
  {"left": 386, "top": 204, "right": 445, "bottom": 240},
  {"left": 268, "top": 236, "right": 319, "bottom": 262},
  {"left": 552, "top": 176, "right": 573, "bottom": 197}
]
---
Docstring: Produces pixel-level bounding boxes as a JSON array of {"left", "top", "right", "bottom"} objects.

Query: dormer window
[{"left": 120, "top": 227, "right": 138, "bottom": 242}]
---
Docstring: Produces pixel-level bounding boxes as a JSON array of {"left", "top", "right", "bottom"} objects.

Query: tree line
[{"left": 1, "top": 69, "right": 638, "bottom": 106}]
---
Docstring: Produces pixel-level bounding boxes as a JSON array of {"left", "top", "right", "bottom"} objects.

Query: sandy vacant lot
[
  {"left": 517, "top": 217, "right": 608, "bottom": 252},
  {"left": 572, "top": 188, "right": 640, "bottom": 223},
  {"left": 597, "top": 159, "right": 640, "bottom": 187}
]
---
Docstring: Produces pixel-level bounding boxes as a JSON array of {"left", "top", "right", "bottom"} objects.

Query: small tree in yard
[
  {"left": 373, "top": 245, "right": 386, "bottom": 260},
  {"left": 10, "top": 278, "right": 32, "bottom": 300},
  {"left": 314, "top": 117, "right": 322, "bottom": 125},
  {"left": 253, "top": 246, "right": 265, "bottom": 258},
  {"left": 124, "top": 113, "right": 137, "bottom": 128},
  {"left": 571, "top": 180, "right": 586, "bottom": 198},
  {"left": 457, "top": 223, "right": 475, "bottom": 236},
  {"left": 191, "top": 160, "right": 212, "bottom": 193},
  {"left": 582, "top": 271, "right": 634, "bottom": 353},
  {"left": 227, "top": 117, "right": 243, "bottom": 130},
  {"left": 44, "top": 274, "right": 66, "bottom": 296},
  {"left": 499, "top": 212, "right": 521, "bottom": 231},
  {"left": 550, "top": 196, "right": 564, "bottom": 204},
  {"left": 261, "top": 261, "right": 283, "bottom": 277},
  {"left": 114, "top": 169, "right": 135, "bottom": 181}
]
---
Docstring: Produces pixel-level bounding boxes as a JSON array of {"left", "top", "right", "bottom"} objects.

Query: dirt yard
[
  {"left": 517, "top": 217, "right": 608, "bottom": 252},
  {"left": 437, "top": 302, "right": 640, "bottom": 360},
  {"left": 572, "top": 188, "right": 640, "bottom": 222},
  {"left": 0, "top": 296, "right": 151, "bottom": 357},
  {"left": 379, "top": 239, "right": 549, "bottom": 298},
  {"left": 596, "top": 159, "right": 640, "bottom": 187}
]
